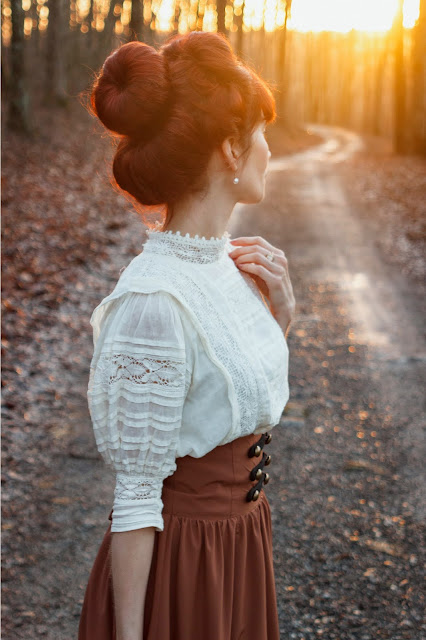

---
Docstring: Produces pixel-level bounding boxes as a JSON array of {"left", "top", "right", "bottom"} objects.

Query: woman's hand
[{"left": 228, "top": 235, "right": 296, "bottom": 336}]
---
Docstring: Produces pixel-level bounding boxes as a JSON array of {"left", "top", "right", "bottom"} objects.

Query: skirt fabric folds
[{"left": 78, "top": 431, "right": 280, "bottom": 640}]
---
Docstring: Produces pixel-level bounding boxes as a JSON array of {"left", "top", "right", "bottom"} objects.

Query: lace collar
[{"left": 143, "top": 224, "right": 231, "bottom": 264}]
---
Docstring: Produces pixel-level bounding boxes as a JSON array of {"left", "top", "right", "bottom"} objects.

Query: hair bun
[{"left": 91, "top": 41, "right": 169, "bottom": 138}]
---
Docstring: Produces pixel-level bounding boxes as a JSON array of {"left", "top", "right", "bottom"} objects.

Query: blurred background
[
  {"left": 1, "top": 0, "right": 426, "bottom": 154},
  {"left": 2, "top": 2, "right": 425, "bottom": 640}
]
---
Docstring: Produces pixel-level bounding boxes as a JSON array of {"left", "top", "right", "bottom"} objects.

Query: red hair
[{"left": 90, "top": 31, "right": 276, "bottom": 224}]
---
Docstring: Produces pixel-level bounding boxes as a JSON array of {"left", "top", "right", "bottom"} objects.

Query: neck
[{"left": 163, "top": 179, "right": 237, "bottom": 238}]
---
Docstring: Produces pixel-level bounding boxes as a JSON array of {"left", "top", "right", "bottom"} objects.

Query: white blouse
[{"left": 87, "top": 226, "right": 290, "bottom": 533}]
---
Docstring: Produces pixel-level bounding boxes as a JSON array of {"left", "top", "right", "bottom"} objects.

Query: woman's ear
[{"left": 221, "top": 136, "right": 240, "bottom": 171}]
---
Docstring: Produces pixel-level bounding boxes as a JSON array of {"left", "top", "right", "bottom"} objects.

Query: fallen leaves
[
  {"left": 361, "top": 539, "right": 406, "bottom": 558},
  {"left": 343, "top": 459, "right": 389, "bottom": 475}
]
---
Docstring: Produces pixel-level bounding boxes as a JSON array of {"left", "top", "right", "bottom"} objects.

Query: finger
[
  {"left": 235, "top": 261, "right": 278, "bottom": 281},
  {"left": 234, "top": 251, "right": 283, "bottom": 273},
  {"left": 229, "top": 243, "right": 279, "bottom": 261},
  {"left": 230, "top": 236, "right": 276, "bottom": 251},
  {"left": 230, "top": 239, "right": 287, "bottom": 267},
  {"left": 231, "top": 246, "right": 287, "bottom": 270},
  {"left": 229, "top": 244, "right": 266, "bottom": 257}
]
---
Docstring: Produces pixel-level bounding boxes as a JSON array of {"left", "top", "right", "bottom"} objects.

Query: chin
[{"left": 239, "top": 184, "right": 265, "bottom": 205}]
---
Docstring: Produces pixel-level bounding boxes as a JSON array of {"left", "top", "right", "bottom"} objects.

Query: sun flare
[{"left": 288, "top": 0, "right": 420, "bottom": 33}]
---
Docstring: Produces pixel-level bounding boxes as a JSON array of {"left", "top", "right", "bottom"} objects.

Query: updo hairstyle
[{"left": 90, "top": 31, "right": 276, "bottom": 218}]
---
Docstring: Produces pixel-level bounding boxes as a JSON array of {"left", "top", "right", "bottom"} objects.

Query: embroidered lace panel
[
  {"left": 114, "top": 473, "right": 163, "bottom": 502},
  {"left": 92, "top": 352, "right": 187, "bottom": 389},
  {"left": 144, "top": 226, "right": 231, "bottom": 264}
]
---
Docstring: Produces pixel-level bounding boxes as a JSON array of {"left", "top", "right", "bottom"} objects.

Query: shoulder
[{"left": 111, "top": 291, "right": 189, "bottom": 343}]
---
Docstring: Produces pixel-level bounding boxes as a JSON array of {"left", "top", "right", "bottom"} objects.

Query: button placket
[
  {"left": 250, "top": 452, "right": 267, "bottom": 481},
  {"left": 247, "top": 433, "right": 267, "bottom": 458},
  {"left": 246, "top": 432, "right": 272, "bottom": 502}
]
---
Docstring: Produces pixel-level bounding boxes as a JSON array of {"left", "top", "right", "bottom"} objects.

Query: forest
[{"left": 2, "top": 0, "right": 426, "bottom": 154}]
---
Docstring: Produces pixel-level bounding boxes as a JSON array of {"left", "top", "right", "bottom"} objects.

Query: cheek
[
  {"left": 256, "top": 141, "right": 269, "bottom": 172},
  {"left": 243, "top": 131, "right": 269, "bottom": 183}
]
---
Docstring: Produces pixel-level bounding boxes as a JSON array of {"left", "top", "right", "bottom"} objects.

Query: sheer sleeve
[{"left": 87, "top": 291, "right": 190, "bottom": 533}]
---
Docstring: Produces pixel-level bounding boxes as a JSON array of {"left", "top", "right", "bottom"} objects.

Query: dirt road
[
  {"left": 231, "top": 125, "right": 425, "bottom": 639},
  {"left": 2, "top": 126, "right": 424, "bottom": 639}
]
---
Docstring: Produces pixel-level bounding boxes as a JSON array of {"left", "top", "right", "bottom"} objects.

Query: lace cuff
[{"left": 111, "top": 473, "right": 165, "bottom": 532}]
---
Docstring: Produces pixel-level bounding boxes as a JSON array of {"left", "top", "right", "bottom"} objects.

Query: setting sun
[{"left": 288, "top": 0, "right": 420, "bottom": 32}]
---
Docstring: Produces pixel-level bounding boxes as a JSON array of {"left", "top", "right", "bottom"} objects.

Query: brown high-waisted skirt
[{"left": 78, "top": 431, "right": 280, "bottom": 640}]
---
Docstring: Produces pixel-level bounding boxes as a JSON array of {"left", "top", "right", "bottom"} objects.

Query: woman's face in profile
[{"left": 238, "top": 120, "right": 271, "bottom": 205}]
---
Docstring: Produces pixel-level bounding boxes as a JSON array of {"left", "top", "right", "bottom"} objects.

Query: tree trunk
[
  {"left": 362, "top": 34, "right": 372, "bottom": 133},
  {"left": 144, "top": 1, "right": 155, "bottom": 45},
  {"left": 410, "top": 0, "right": 426, "bottom": 154},
  {"left": 196, "top": 1, "right": 204, "bottom": 31},
  {"left": 257, "top": 26, "right": 266, "bottom": 73},
  {"left": 304, "top": 32, "right": 314, "bottom": 122},
  {"left": 129, "top": 0, "right": 143, "bottom": 41},
  {"left": 392, "top": 0, "right": 406, "bottom": 153},
  {"left": 84, "top": 0, "right": 96, "bottom": 66},
  {"left": 276, "top": 0, "right": 291, "bottom": 119},
  {"left": 216, "top": 0, "right": 227, "bottom": 36},
  {"left": 100, "top": 0, "right": 120, "bottom": 61},
  {"left": 372, "top": 37, "right": 389, "bottom": 135},
  {"left": 170, "top": 0, "right": 180, "bottom": 36},
  {"left": 8, "top": 0, "right": 30, "bottom": 133},
  {"left": 234, "top": 1, "right": 245, "bottom": 58},
  {"left": 45, "top": 0, "right": 68, "bottom": 106}
]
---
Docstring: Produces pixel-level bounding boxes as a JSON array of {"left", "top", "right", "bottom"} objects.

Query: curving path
[{"left": 230, "top": 123, "right": 425, "bottom": 638}]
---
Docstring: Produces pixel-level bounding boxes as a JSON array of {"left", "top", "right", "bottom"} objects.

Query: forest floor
[{"left": 1, "top": 105, "right": 425, "bottom": 639}]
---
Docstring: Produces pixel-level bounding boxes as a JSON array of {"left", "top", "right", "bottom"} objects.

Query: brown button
[
  {"left": 265, "top": 433, "right": 272, "bottom": 444},
  {"left": 255, "top": 468, "right": 263, "bottom": 480},
  {"left": 263, "top": 473, "right": 270, "bottom": 485},
  {"left": 254, "top": 445, "right": 262, "bottom": 457},
  {"left": 265, "top": 454, "right": 272, "bottom": 466},
  {"left": 252, "top": 489, "right": 260, "bottom": 501}
]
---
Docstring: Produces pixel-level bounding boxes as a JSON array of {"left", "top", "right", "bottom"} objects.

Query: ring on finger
[{"left": 266, "top": 251, "right": 275, "bottom": 263}]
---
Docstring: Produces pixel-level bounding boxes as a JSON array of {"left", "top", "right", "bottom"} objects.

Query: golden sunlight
[{"left": 288, "top": 0, "right": 420, "bottom": 33}]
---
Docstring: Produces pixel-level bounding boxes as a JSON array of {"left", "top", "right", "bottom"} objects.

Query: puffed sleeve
[{"left": 87, "top": 291, "right": 190, "bottom": 533}]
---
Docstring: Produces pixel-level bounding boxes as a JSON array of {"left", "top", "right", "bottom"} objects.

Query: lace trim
[
  {"left": 91, "top": 353, "right": 186, "bottom": 390},
  {"left": 144, "top": 226, "right": 231, "bottom": 264},
  {"left": 114, "top": 473, "right": 162, "bottom": 502}
]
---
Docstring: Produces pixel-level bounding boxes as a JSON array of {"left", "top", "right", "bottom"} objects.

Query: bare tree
[
  {"left": 216, "top": 0, "right": 227, "bottom": 36},
  {"left": 100, "top": 0, "right": 121, "bottom": 60},
  {"left": 129, "top": 0, "right": 143, "bottom": 41},
  {"left": 45, "top": 0, "right": 68, "bottom": 105},
  {"left": 276, "top": 0, "right": 292, "bottom": 118},
  {"left": 171, "top": 0, "right": 181, "bottom": 36},
  {"left": 372, "top": 35, "right": 390, "bottom": 135},
  {"left": 8, "top": 0, "right": 30, "bottom": 132},
  {"left": 392, "top": 0, "right": 406, "bottom": 152},
  {"left": 411, "top": 0, "right": 426, "bottom": 153},
  {"left": 234, "top": 1, "right": 245, "bottom": 58}
]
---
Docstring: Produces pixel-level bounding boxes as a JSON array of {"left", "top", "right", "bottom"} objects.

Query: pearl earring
[{"left": 233, "top": 176, "right": 239, "bottom": 185}]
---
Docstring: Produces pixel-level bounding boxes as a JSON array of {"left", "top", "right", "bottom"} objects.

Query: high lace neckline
[{"left": 143, "top": 224, "right": 231, "bottom": 264}]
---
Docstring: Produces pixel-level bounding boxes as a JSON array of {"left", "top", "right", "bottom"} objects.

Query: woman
[{"left": 78, "top": 30, "right": 295, "bottom": 640}]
